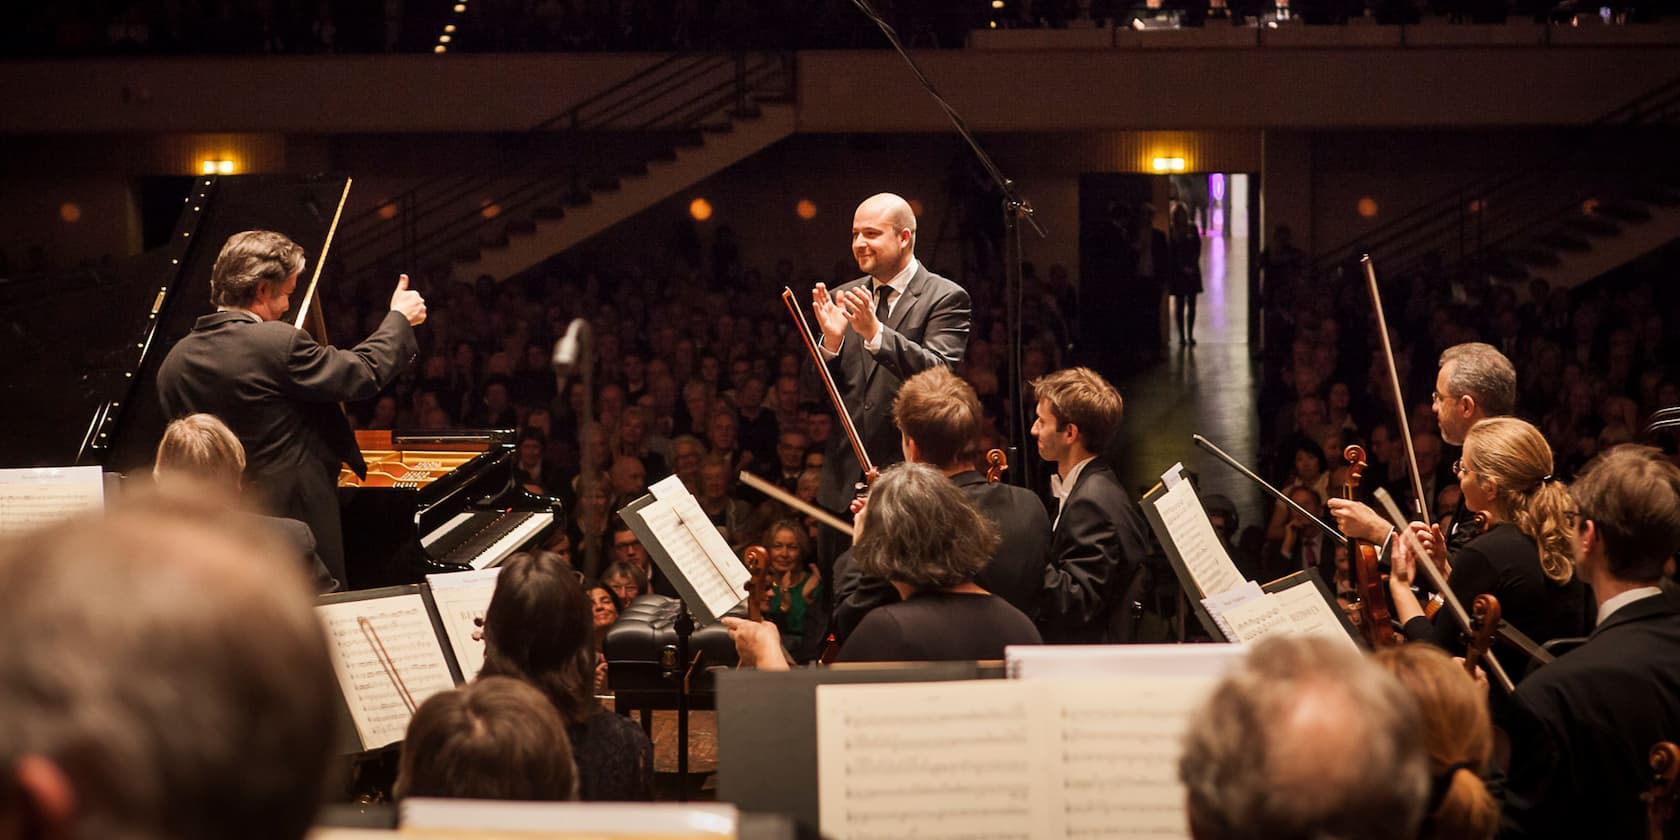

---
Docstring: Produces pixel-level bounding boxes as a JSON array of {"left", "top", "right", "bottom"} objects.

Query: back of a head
[
  {"left": 210, "top": 230, "right": 305, "bottom": 308},
  {"left": 1462, "top": 416, "right": 1575, "bottom": 583},
  {"left": 396, "top": 676, "right": 577, "bottom": 802},
  {"left": 892, "top": 366, "right": 983, "bottom": 469},
  {"left": 1373, "top": 645, "right": 1497, "bottom": 840},
  {"left": 1030, "top": 367, "right": 1124, "bottom": 452},
  {"left": 1180, "top": 637, "right": 1430, "bottom": 840},
  {"left": 153, "top": 413, "right": 246, "bottom": 495},
  {"left": 0, "top": 499, "right": 335, "bottom": 840},
  {"left": 1571, "top": 444, "right": 1680, "bottom": 585},
  {"left": 854, "top": 462, "right": 998, "bottom": 590},
  {"left": 479, "top": 551, "right": 594, "bottom": 726},
  {"left": 1440, "top": 343, "right": 1516, "bottom": 418}
]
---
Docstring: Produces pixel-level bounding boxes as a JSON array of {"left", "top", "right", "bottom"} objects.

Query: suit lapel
[
  {"left": 1588, "top": 594, "right": 1675, "bottom": 640},
  {"left": 861, "top": 265, "right": 927, "bottom": 391}
]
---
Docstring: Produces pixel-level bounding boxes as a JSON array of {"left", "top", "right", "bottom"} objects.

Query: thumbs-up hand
[{"left": 389, "top": 273, "right": 427, "bottom": 326}]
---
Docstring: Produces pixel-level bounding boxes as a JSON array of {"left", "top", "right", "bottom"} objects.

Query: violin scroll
[
  {"left": 741, "top": 545, "right": 772, "bottom": 622},
  {"left": 985, "top": 449, "right": 1008, "bottom": 483},
  {"left": 1645, "top": 741, "right": 1680, "bottom": 840},
  {"left": 1463, "top": 594, "right": 1502, "bottom": 680}
]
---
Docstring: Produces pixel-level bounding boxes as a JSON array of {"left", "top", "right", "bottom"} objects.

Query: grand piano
[{"left": 0, "top": 174, "right": 559, "bottom": 588}]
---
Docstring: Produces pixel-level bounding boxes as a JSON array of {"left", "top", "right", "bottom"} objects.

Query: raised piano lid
[{"left": 0, "top": 174, "right": 352, "bottom": 471}]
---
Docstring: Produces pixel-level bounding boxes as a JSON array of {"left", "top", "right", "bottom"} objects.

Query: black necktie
[{"left": 874, "top": 284, "right": 893, "bottom": 325}]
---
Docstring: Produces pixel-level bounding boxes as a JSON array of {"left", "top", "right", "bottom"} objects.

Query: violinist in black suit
[
  {"left": 1030, "top": 367, "right": 1151, "bottom": 643},
  {"left": 833, "top": 367, "right": 1051, "bottom": 642},
  {"left": 157, "top": 230, "right": 425, "bottom": 588},
  {"left": 1500, "top": 445, "right": 1680, "bottom": 839},
  {"left": 809, "top": 194, "right": 971, "bottom": 577}
]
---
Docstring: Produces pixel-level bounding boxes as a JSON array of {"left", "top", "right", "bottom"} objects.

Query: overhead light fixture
[
  {"left": 444, "top": 24, "right": 456, "bottom": 32},
  {"left": 201, "top": 159, "right": 234, "bottom": 175},
  {"left": 1151, "top": 156, "right": 1186, "bottom": 172},
  {"left": 439, "top": 34, "right": 451, "bottom": 43},
  {"left": 434, "top": 44, "right": 447, "bottom": 53}
]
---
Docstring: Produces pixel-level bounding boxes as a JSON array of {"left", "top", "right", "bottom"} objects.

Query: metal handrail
[
  {"left": 1308, "top": 71, "right": 1680, "bottom": 279},
  {"left": 337, "top": 51, "right": 792, "bottom": 276}
]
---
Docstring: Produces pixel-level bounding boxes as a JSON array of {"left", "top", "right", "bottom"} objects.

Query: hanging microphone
[{"left": 552, "top": 318, "right": 592, "bottom": 384}]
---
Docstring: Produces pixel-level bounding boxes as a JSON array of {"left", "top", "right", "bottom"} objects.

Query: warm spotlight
[
  {"left": 481, "top": 204, "right": 501, "bottom": 219},
  {"left": 444, "top": 24, "right": 456, "bottom": 32},
  {"left": 689, "top": 198, "right": 713, "bottom": 221},
  {"left": 1151, "top": 156, "right": 1186, "bottom": 172},
  {"left": 201, "top": 159, "right": 234, "bottom": 175},
  {"left": 439, "top": 34, "right": 451, "bottom": 43},
  {"left": 795, "top": 199, "right": 818, "bottom": 220},
  {"left": 377, "top": 203, "right": 399, "bottom": 220},
  {"left": 434, "top": 44, "right": 448, "bottom": 53},
  {"left": 1357, "top": 197, "right": 1380, "bottom": 218},
  {"left": 59, "top": 202, "right": 82, "bottom": 223}
]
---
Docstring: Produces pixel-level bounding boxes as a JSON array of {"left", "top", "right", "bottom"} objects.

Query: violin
[
  {"left": 1463, "top": 594, "right": 1502, "bottom": 680},
  {"left": 1645, "top": 741, "right": 1680, "bottom": 840},
  {"left": 741, "top": 545, "right": 772, "bottom": 622},
  {"left": 1344, "top": 445, "right": 1398, "bottom": 648},
  {"left": 985, "top": 448, "right": 1008, "bottom": 483}
]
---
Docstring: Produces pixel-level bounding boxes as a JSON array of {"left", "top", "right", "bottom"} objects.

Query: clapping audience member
[
  {"left": 761, "top": 519, "right": 825, "bottom": 660},
  {"left": 396, "top": 676, "right": 578, "bottom": 802},
  {"left": 478, "top": 551, "right": 653, "bottom": 801}
]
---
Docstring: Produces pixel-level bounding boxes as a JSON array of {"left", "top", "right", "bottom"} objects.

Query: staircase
[
  {"left": 1310, "top": 73, "right": 1680, "bottom": 290},
  {"left": 336, "top": 52, "right": 797, "bottom": 282}
]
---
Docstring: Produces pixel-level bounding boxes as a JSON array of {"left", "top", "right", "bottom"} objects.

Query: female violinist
[{"left": 1386, "top": 417, "right": 1592, "bottom": 678}]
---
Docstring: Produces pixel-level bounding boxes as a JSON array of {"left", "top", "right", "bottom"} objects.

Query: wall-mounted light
[
  {"left": 434, "top": 44, "right": 448, "bottom": 53},
  {"left": 1151, "top": 156, "right": 1186, "bottom": 172},
  {"left": 689, "top": 197, "right": 714, "bottom": 221},
  {"left": 1357, "top": 197, "right": 1380, "bottom": 218},
  {"left": 795, "top": 199, "right": 817, "bottom": 220},
  {"left": 60, "top": 202, "right": 82, "bottom": 223},
  {"left": 201, "top": 160, "right": 234, "bottom": 175}
]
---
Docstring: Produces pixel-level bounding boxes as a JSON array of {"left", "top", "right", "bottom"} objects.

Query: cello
[{"left": 1343, "top": 445, "right": 1398, "bottom": 648}]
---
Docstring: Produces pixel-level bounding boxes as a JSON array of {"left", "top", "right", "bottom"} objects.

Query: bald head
[{"left": 852, "top": 193, "right": 917, "bottom": 281}]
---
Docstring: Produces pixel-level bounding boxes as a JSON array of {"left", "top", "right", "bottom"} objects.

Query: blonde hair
[
  {"left": 1373, "top": 645, "right": 1497, "bottom": 840},
  {"left": 154, "top": 413, "right": 246, "bottom": 490},
  {"left": 1462, "top": 417, "right": 1574, "bottom": 583}
]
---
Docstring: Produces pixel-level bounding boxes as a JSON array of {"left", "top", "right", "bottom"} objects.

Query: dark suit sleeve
[
  {"left": 278, "top": 311, "right": 416, "bottom": 403},
  {"left": 870, "top": 284, "right": 971, "bottom": 380},
  {"left": 1498, "top": 686, "right": 1572, "bottom": 838},
  {"left": 1403, "top": 542, "right": 1499, "bottom": 650},
  {"left": 1039, "top": 493, "right": 1126, "bottom": 638}
]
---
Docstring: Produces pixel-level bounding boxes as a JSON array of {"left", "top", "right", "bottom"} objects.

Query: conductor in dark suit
[
  {"left": 157, "top": 230, "right": 425, "bottom": 588},
  {"left": 810, "top": 193, "right": 972, "bottom": 576},
  {"left": 832, "top": 367, "right": 1051, "bottom": 642},
  {"left": 1030, "top": 367, "right": 1151, "bottom": 643},
  {"left": 1500, "top": 445, "right": 1680, "bottom": 839}
]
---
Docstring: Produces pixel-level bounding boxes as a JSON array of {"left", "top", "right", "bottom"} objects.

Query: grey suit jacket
[{"left": 814, "top": 264, "right": 971, "bottom": 512}]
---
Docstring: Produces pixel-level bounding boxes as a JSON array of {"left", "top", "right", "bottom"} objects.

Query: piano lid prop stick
[
  {"left": 738, "top": 471, "right": 854, "bottom": 538},
  {"left": 291, "top": 177, "right": 353, "bottom": 334},
  {"left": 358, "top": 615, "right": 419, "bottom": 715}
]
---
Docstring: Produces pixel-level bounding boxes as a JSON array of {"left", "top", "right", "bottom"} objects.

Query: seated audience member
[
  {"left": 761, "top": 519, "right": 825, "bottom": 661},
  {"left": 583, "top": 578, "right": 621, "bottom": 692},
  {"left": 1373, "top": 645, "right": 1498, "bottom": 840},
  {"left": 0, "top": 501, "right": 337, "bottom": 840},
  {"left": 152, "top": 412, "right": 339, "bottom": 592},
  {"left": 1501, "top": 445, "right": 1680, "bottom": 838},
  {"left": 601, "top": 559, "right": 649, "bottom": 604},
  {"left": 1179, "top": 637, "right": 1430, "bottom": 840},
  {"left": 479, "top": 551, "right": 653, "bottom": 801},
  {"left": 608, "top": 514, "right": 671, "bottom": 595},
  {"left": 727, "top": 462, "right": 1041, "bottom": 666},
  {"left": 396, "top": 676, "right": 578, "bottom": 802}
]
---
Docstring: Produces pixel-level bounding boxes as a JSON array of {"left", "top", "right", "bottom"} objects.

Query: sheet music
[
  {"left": 400, "top": 799, "right": 737, "bottom": 835},
  {"left": 0, "top": 466, "right": 103, "bottom": 537},
  {"left": 316, "top": 594, "right": 456, "bottom": 749},
  {"left": 1151, "top": 473, "right": 1244, "bottom": 597},
  {"left": 427, "top": 567, "right": 503, "bottom": 680},
  {"left": 1272, "top": 579, "right": 1361, "bottom": 651},
  {"left": 1214, "top": 593, "right": 1290, "bottom": 644},
  {"left": 1006, "top": 643, "right": 1247, "bottom": 681},
  {"left": 1201, "top": 581, "right": 1264, "bottom": 643},
  {"left": 817, "top": 680, "right": 1044, "bottom": 840},
  {"left": 1048, "top": 677, "right": 1220, "bottom": 839},
  {"left": 630, "top": 475, "right": 750, "bottom": 621}
]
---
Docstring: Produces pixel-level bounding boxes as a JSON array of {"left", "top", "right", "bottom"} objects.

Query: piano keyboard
[{"left": 421, "top": 510, "right": 555, "bottom": 571}]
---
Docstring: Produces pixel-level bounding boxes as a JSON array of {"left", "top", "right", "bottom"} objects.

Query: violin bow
[{"left": 782, "top": 287, "right": 878, "bottom": 486}]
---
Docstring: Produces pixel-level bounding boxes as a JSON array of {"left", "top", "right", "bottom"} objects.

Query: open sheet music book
[
  {"left": 426, "top": 567, "right": 502, "bottom": 681},
  {"left": 315, "top": 585, "right": 467, "bottom": 752},
  {"left": 618, "top": 474, "right": 751, "bottom": 624},
  {"left": 1142, "top": 463, "right": 1359, "bottom": 646},
  {"left": 0, "top": 465, "right": 104, "bottom": 537},
  {"left": 816, "top": 650, "right": 1242, "bottom": 840}
]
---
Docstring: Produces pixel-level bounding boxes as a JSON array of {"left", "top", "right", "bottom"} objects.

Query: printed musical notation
[
  {"left": 317, "top": 594, "right": 456, "bottom": 749},
  {"left": 1152, "top": 478, "right": 1244, "bottom": 598},
  {"left": 626, "top": 475, "right": 752, "bottom": 622},
  {"left": 818, "top": 673, "right": 1228, "bottom": 840},
  {"left": 0, "top": 465, "right": 103, "bottom": 537},
  {"left": 428, "top": 567, "right": 502, "bottom": 681}
]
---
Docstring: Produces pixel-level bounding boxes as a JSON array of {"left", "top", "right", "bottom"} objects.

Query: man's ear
[
  {"left": 5, "top": 756, "right": 76, "bottom": 840},
  {"left": 1459, "top": 394, "right": 1478, "bottom": 419}
]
